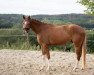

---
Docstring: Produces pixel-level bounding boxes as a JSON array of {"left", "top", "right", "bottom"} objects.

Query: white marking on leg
[
  {"left": 73, "top": 60, "right": 79, "bottom": 71},
  {"left": 46, "top": 58, "right": 50, "bottom": 71},
  {"left": 40, "top": 55, "right": 46, "bottom": 70}
]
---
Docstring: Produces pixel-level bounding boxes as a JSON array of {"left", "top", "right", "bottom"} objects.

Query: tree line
[{"left": 0, "top": 14, "right": 94, "bottom": 29}]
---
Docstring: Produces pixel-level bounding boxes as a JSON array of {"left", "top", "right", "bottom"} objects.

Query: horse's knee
[
  {"left": 41, "top": 44, "right": 50, "bottom": 59},
  {"left": 41, "top": 44, "right": 47, "bottom": 55},
  {"left": 42, "top": 50, "right": 46, "bottom": 55}
]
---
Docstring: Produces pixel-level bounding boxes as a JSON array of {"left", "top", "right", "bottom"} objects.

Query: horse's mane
[{"left": 31, "top": 19, "right": 52, "bottom": 26}]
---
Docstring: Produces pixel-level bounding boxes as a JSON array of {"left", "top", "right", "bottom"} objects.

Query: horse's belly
[
  {"left": 47, "top": 31, "right": 71, "bottom": 45},
  {"left": 49, "top": 37, "right": 70, "bottom": 45}
]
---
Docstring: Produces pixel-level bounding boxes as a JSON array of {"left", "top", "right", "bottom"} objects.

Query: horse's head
[{"left": 23, "top": 15, "right": 31, "bottom": 35}]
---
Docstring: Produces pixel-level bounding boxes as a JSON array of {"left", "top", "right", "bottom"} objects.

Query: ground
[{"left": 0, "top": 49, "right": 94, "bottom": 75}]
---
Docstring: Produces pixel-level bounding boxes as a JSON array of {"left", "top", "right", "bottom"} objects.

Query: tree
[{"left": 79, "top": 0, "right": 94, "bottom": 15}]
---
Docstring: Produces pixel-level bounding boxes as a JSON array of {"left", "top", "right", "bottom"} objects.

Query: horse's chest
[
  {"left": 37, "top": 35, "right": 42, "bottom": 44},
  {"left": 37, "top": 34, "right": 49, "bottom": 44}
]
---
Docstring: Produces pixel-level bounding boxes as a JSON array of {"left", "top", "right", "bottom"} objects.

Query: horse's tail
[{"left": 82, "top": 35, "right": 87, "bottom": 69}]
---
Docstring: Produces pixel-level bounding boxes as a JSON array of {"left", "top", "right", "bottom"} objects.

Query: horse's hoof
[
  {"left": 81, "top": 67, "right": 85, "bottom": 70},
  {"left": 46, "top": 67, "right": 50, "bottom": 72},
  {"left": 46, "top": 69, "right": 49, "bottom": 72},
  {"left": 73, "top": 67, "right": 77, "bottom": 71},
  {"left": 40, "top": 66, "right": 45, "bottom": 71}
]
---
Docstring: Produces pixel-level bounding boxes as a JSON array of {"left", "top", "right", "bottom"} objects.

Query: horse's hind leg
[{"left": 73, "top": 45, "right": 82, "bottom": 71}]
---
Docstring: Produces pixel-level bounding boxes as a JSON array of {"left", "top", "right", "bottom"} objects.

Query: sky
[{"left": 0, "top": 0, "right": 86, "bottom": 15}]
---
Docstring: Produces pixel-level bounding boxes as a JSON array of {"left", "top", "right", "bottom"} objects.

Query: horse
[{"left": 22, "top": 15, "right": 87, "bottom": 71}]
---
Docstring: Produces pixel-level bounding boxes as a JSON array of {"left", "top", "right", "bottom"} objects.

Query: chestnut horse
[{"left": 22, "top": 15, "right": 86, "bottom": 71}]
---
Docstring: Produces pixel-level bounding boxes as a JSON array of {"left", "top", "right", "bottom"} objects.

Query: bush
[
  {"left": 0, "top": 35, "right": 38, "bottom": 50},
  {"left": 87, "top": 33, "right": 94, "bottom": 53}
]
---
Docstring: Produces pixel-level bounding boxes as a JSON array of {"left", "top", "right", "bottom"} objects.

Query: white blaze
[{"left": 25, "top": 22, "right": 27, "bottom": 25}]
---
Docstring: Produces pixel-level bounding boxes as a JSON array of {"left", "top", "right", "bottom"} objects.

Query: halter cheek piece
[
  {"left": 23, "top": 28, "right": 30, "bottom": 33},
  {"left": 23, "top": 28, "right": 30, "bottom": 36}
]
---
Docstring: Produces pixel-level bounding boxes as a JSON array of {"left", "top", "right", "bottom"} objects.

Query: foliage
[
  {"left": 87, "top": 30, "right": 94, "bottom": 53},
  {"left": 0, "top": 14, "right": 22, "bottom": 28},
  {"left": 0, "top": 29, "right": 22, "bottom": 35},
  {"left": 0, "top": 35, "right": 38, "bottom": 50},
  {"left": 79, "top": 0, "right": 94, "bottom": 15},
  {"left": 37, "top": 14, "right": 94, "bottom": 29}
]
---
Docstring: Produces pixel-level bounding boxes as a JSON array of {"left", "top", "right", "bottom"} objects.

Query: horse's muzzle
[{"left": 23, "top": 28, "right": 29, "bottom": 36}]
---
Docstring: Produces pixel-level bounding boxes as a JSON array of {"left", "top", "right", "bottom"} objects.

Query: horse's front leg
[
  {"left": 45, "top": 46, "right": 50, "bottom": 71},
  {"left": 40, "top": 44, "right": 46, "bottom": 70},
  {"left": 41, "top": 44, "right": 50, "bottom": 71},
  {"left": 40, "top": 55, "right": 46, "bottom": 70}
]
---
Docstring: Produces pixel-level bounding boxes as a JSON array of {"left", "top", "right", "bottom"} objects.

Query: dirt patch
[{"left": 0, "top": 49, "right": 94, "bottom": 75}]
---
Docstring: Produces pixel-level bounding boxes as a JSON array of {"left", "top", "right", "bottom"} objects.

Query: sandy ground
[{"left": 0, "top": 49, "right": 94, "bottom": 75}]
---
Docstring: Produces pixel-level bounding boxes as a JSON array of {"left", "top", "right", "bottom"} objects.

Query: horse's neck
[{"left": 30, "top": 19, "right": 43, "bottom": 34}]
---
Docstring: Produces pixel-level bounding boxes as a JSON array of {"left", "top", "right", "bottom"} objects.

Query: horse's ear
[
  {"left": 23, "top": 15, "right": 25, "bottom": 19},
  {"left": 28, "top": 16, "right": 31, "bottom": 19}
]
